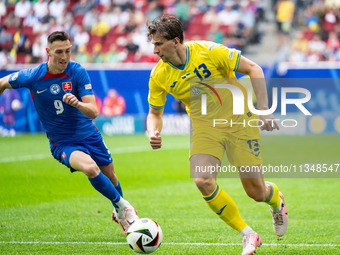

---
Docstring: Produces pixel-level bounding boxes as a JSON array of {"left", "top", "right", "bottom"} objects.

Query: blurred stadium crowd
[
  {"left": 287, "top": 0, "right": 340, "bottom": 63},
  {"left": 0, "top": 0, "right": 266, "bottom": 66},
  {"left": 0, "top": 0, "right": 339, "bottom": 68}
]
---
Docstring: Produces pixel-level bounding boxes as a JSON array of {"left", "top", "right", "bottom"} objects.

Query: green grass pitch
[{"left": 0, "top": 134, "right": 339, "bottom": 254}]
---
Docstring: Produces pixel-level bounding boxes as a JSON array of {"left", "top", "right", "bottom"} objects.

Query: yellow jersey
[{"left": 148, "top": 41, "right": 258, "bottom": 133}]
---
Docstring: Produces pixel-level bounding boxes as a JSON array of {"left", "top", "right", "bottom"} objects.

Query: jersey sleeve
[
  {"left": 75, "top": 65, "right": 93, "bottom": 97},
  {"left": 8, "top": 69, "right": 35, "bottom": 90},
  {"left": 148, "top": 74, "right": 167, "bottom": 109},
  {"left": 208, "top": 43, "right": 241, "bottom": 72}
]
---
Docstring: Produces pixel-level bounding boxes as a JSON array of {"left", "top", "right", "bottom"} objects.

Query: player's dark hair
[
  {"left": 47, "top": 31, "right": 71, "bottom": 45},
  {"left": 147, "top": 15, "right": 184, "bottom": 43}
]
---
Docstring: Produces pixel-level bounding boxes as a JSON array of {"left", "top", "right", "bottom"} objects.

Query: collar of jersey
[{"left": 167, "top": 44, "right": 189, "bottom": 71}]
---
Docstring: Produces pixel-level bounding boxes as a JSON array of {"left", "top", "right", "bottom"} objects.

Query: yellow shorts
[{"left": 190, "top": 126, "right": 262, "bottom": 167}]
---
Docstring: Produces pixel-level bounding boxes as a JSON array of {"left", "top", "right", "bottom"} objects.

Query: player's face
[
  {"left": 151, "top": 33, "right": 177, "bottom": 63},
  {"left": 47, "top": 40, "right": 72, "bottom": 73}
]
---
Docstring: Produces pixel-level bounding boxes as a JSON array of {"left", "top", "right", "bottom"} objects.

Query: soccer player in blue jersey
[
  {"left": 0, "top": 31, "right": 138, "bottom": 235},
  {"left": 146, "top": 16, "right": 288, "bottom": 255}
]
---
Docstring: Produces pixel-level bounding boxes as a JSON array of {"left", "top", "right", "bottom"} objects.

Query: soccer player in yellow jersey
[{"left": 146, "top": 16, "right": 288, "bottom": 255}]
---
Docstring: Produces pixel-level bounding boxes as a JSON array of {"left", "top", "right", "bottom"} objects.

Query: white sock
[
  {"left": 116, "top": 197, "right": 131, "bottom": 218},
  {"left": 240, "top": 225, "right": 255, "bottom": 237}
]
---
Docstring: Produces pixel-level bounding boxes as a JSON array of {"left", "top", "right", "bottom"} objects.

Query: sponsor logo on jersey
[
  {"left": 37, "top": 89, "right": 47, "bottom": 94},
  {"left": 85, "top": 84, "right": 92, "bottom": 90},
  {"left": 50, "top": 84, "right": 61, "bottom": 95},
  {"left": 62, "top": 82, "right": 72, "bottom": 93},
  {"left": 11, "top": 72, "right": 19, "bottom": 81},
  {"left": 62, "top": 152, "right": 66, "bottom": 161}
]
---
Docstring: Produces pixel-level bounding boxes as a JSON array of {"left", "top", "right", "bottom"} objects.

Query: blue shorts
[{"left": 50, "top": 131, "right": 113, "bottom": 172}]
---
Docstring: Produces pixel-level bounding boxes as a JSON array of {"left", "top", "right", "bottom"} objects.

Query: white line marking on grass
[
  {"left": 0, "top": 241, "right": 339, "bottom": 247},
  {"left": 0, "top": 154, "right": 49, "bottom": 163},
  {"left": 0, "top": 144, "right": 189, "bottom": 163}
]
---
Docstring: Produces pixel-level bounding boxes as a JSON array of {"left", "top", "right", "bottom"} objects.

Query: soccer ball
[
  {"left": 11, "top": 99, "right": 21, "bottom": 111},
  {"left": 127, "top": 218, "right": 162, "bottom": 254}
]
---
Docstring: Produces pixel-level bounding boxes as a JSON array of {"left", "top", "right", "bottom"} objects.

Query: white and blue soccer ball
[{"left": 127, "top": 218, "right": 162, "bottom": 254}]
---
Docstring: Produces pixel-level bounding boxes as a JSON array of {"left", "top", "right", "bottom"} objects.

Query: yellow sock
[
  {"left": 265, "top": 181, "right": 281, "bottom": 210},
  {"left": 202, "top": 185, "right": 247, "bottom": 232}
]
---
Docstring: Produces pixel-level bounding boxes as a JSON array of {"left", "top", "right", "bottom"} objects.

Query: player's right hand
[
  {"left": 63, "top": 93, "right": 79, "bottom": 108},
  {"left": 149, "top": 130, "right": 162, "bottom": 149}
]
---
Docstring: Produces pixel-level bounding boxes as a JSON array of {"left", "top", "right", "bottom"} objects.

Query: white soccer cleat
[
  {"left": 242, "top": 232, "right": 262, "bottom": 255},
  {"left": 113, "top": 206, "right": 139, "bottom": 235},
  {"left": 270, "top": 192, "right": 289, "bottom": 237}
]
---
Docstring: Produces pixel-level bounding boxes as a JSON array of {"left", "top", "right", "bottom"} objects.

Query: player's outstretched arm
[
  {"left": 147, "top": 107, "right": 163, "bottom": 149},
  {"left": 63, "top": 93, "right": 99, "bottom": 119},
  {"left": 0, "top": 75, "right": 12, "bottom": 96},
  {"left": 237, "top": 56, "right": 279, "bottom": 131}
]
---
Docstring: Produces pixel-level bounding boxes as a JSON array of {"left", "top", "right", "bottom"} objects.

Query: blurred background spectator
[
  {"left": 4, "top": 10, "right": 20, "bottom": 27},
  {"left": 0, "top": 89, "right": 21, "bottom": 137},
  {"left": 275, "top": 0, "right": 295, "bottom": 49},
  {"left": 0, "top": 0, "right": 5, "bottom": 21},
  {"left": 48, "top": 0, "right": 65, "bottom": 20},
  {"left": 73, "top": 25, "right": 89, "bottom": 53},
  {"left": 105, "top": 44, "right": 126, "bottom": 64},
  {"left": 91, "top": 43, "right": 104, "bottom": 63},
  {"left": 75, "top": 45, "right": 90, "bottom": 64},
  {"left": 102, "top": 89, "right": 126, "bottom": 116},
  {"left": 14, "top": 0, "right": 31, "bottom": 19},
  {"left": 33, "top": 0, "right": 48, "bottom": 20}
]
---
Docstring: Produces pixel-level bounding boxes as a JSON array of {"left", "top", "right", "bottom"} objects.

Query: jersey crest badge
[
  {"left": 50, "top": 84, "right": 61, "bottom": 95},
  {"left": 62, "top": 82, "right": 72, "bottom": 93}
]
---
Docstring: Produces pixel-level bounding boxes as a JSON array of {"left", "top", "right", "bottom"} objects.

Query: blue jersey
[{"left": 8, "top": 61, "right": 96, "bottom": 143}]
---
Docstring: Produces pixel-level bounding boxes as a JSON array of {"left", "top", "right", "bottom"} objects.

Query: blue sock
[
  {"left": 115, "top": 180, "right": 123, "bottom": 197},
  {"left": 88, "top": 172, "right": 121, "bottom": 208}
]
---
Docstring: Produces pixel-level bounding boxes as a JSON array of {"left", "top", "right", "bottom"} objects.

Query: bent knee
[
  {"left": 82, "top": 162, "right": 100, "bottom": 178},
  {"left": 194, "top": 178, "right": 216, "bottom": 195},
  {"left": 194, "top": 178, "right": 213, "bottom": 188}
]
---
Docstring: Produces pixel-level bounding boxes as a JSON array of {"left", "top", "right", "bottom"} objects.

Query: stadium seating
[{"left": 0, "top": 1, "right": 338, "bottom": 64}]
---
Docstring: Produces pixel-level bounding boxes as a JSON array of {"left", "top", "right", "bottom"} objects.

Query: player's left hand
[
  {"left": 63, "top": 93, "right": 79, "bottom": 108},
  {"left": 259, "top": 114, "right": 279, "bottom": 131}
]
